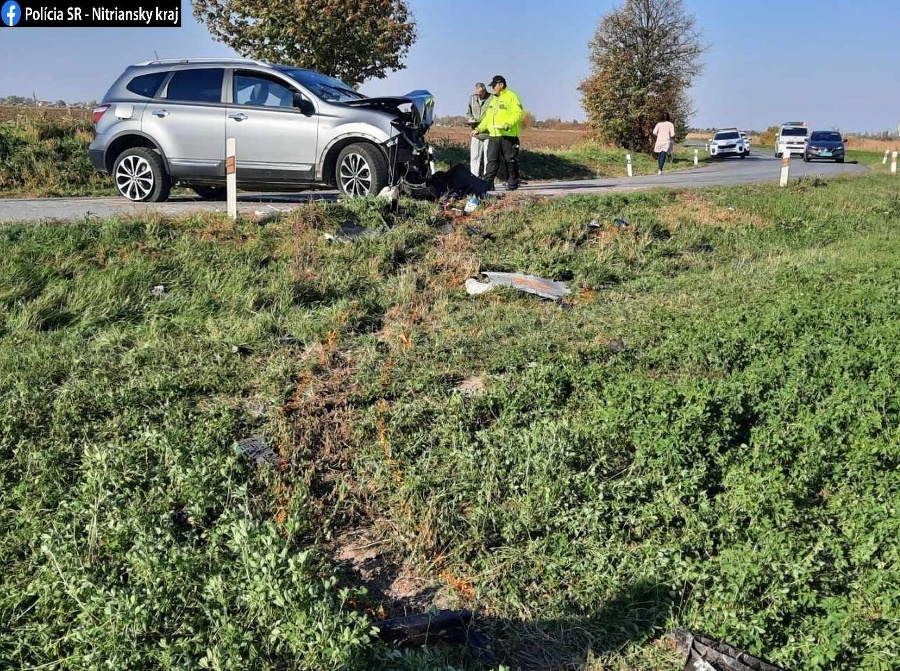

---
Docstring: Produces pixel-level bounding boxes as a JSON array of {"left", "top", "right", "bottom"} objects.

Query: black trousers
[{"left": 483, "top": 135, "right": 520, "bottom": 189}]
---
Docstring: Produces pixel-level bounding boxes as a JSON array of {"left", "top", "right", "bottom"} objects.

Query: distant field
[
  {"left": 430, "top": 125, "right": 591, "bottom": 150},
  {"left": 0, "top": 105, "right": 91, "bottom": 124},
  {"left": 846, "top": 136, "right": 900, "bottom": 153}
]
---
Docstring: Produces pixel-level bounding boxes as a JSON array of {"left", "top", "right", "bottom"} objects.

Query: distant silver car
[{"left": 89, "top": 58, "right": 435, "bottom": 202}]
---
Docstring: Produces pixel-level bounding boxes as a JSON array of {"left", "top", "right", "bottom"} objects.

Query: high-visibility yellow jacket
[{"left": 475, "top": 88, "right": 524, "bottom": 137}]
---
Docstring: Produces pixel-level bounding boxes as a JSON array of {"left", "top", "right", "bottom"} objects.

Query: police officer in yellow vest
[{"left": 471, "top": 75, "right": 524, "bottom": 191}]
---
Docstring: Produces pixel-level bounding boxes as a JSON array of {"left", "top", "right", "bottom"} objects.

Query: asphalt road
[{"left": 0, "top": 151, "right": 869, "bottom": 223}]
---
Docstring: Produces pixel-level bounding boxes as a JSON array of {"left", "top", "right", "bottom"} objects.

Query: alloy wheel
[{"left": 115, "top": 154, "right": 155, "bottom": 201}]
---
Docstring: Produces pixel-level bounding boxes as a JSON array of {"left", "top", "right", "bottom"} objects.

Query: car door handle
[
  {"left": 228, "top": 112, "right": 248, "bottom": 121},
  {"left": 151, "top": 109, "right": 169, "bottom": 118}
]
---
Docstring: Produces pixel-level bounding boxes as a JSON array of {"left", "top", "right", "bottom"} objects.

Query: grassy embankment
[{"left": 2, "top": 168, "right": 899, "bottom": 669}]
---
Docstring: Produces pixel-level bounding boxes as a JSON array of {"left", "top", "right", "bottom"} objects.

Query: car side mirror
[{"left": 293, "top": 93, "right": 314, "bottom": 116}]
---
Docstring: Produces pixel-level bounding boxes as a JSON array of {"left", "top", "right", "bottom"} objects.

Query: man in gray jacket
[{"left": 465, "top": 82, "right": 492, "bottom": 178}]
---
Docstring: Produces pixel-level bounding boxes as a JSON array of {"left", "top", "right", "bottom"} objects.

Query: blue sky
[{"left": 1, "top": 0, "right": 899, "bottom": 133}]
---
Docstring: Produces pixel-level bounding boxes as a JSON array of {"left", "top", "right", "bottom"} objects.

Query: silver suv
[{"left": 89, "top": 58, "right": 435, "bottom": 202}]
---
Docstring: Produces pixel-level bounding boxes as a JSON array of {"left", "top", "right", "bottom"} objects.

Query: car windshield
[
  {"left": 276, "top": 67, "right": 365, "bottom": 102},
  {"left": 781, "top": 127, "right": 808, "bottom": 137},
  {"left": 715, "top": 131, "right": 740, "bottom": 140},
  {"left": 810, "top": 131, "right": 842, "bottom": 141}
]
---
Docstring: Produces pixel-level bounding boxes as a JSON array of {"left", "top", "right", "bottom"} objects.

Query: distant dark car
[{"left": 804, "top": 131, "right": 845, "bottom": 163}]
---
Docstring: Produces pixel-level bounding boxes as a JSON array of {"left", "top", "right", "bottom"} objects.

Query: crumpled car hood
[{"left": 346, "top": 90, "right": 435, "bottom": 131}]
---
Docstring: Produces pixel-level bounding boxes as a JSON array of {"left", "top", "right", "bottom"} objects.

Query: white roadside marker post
[
  {"left": 883, "top": 149, "right": 890, "bottom": 165},
  {"left": 226, "top": 138, "right": 237, "bottom": 220},
  {"left": 626, "top": 153, "right": 633, "bottom": 177},
  {"left": 892, "top": 151, "right": 898, "bottom": 175},
  {"left": 694, "top": 148, "right": 698, "bottom": 165},
  {"left": 779, "top": 153, "right": 791, "bottom": 187}
]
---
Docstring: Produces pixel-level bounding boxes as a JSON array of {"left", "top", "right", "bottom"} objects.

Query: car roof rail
[{"left": 134, "top": 57, "right": 270, "bottom": 66}]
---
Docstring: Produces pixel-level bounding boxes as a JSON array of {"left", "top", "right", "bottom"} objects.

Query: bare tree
[
  {"left": 191, "top": 0, "right": 417, "bottom": 87},
  {"left": 579, "top": 0, "right": 705, "bottom": 152}
]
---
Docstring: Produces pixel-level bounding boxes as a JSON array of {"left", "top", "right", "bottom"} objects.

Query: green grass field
[{"left": 1, "top": 161, "right": 899, "bottom": 668}]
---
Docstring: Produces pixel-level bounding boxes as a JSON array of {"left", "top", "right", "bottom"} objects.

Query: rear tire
[
  {"left": 836, "top": 158, "right": 844, "bottom": 163},
  {"left": 336, "top": 143, "right": 388, "bottom": 197},
  {"left": 192, "top": 186, "right": 227, "bottom": 200},
  {"left": 113, "top": 147, "right": 171, "bottom": 202},
  {"left": 775, "top": 151, "right": 782, "bottom": 158}
]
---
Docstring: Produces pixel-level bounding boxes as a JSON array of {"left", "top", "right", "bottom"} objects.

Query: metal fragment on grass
[
  {"left": 665, "top": 629, "right": 785, "bottom": 671},
  {"left": 465, "top": 272, "right": 572, "bottom": 301},
  {"left": 234, "top": 435, "right": 279, "bottom": 467},
  {"left": 323, "top": 222, "right": 384, "bottom": 243}
]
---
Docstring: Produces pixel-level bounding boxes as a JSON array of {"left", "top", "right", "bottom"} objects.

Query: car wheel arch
[
  {"left": 322, "top": 137, "right": 389, "bottom": 187},
  {"left": 104, "top": 132, "right": 169, "bottom": 174}
]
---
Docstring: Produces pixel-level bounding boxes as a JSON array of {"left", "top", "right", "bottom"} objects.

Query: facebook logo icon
[{"left": 2, "top": 0, "right": 21, "bottom": 26}]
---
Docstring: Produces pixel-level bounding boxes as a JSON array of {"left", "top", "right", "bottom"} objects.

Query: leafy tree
[
  {"left": 579, "top": 0, "right": 705, "bottom": 152},
  {"left": 191, "top": 0, "right": 416, "bottom": 88}
]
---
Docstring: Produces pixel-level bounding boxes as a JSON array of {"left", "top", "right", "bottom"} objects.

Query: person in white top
[{"left": 652, "top": 112, "right": 677, "bottom": 175}]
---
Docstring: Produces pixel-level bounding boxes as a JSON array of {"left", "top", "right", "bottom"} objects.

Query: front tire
[
  {"left": 803, "top": 153, "right": 810, "bottom": 162},
  {"left": 113, "top": 147, "right": 171, "bottom": 202},
  {"left": 336, "top": 143, "right": 388, "bottom": 197}
]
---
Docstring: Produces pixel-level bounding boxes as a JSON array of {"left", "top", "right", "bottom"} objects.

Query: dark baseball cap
[{"left": 489, "top": 75, "right": 506, "bottom": 86}]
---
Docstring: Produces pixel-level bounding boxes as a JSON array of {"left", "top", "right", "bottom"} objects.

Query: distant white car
[
  {"left": 775, "top": 122, "right": 809, "bottom": 158},
  {"left": 740, "top": 132, "right": 751, "bottom": 154},
  {"left": 706, "top": 128, "right": 748, "bottom": 158}
]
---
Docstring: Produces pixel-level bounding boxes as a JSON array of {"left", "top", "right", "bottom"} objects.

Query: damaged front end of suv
[{"left": 344, "top": 90, "right": 436, "bottom": 196}]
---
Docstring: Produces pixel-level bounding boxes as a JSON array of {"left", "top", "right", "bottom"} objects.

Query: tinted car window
[
  {"left": 126, "top": 72, "right": 166, "bottom": 98},
  {"left": 715, "top": 131, "right": 740, "bottom": 140},
  {"left": 781, "top": 127, "right": 808, "bottom": 136},
  {"left": 165, "top": 69, "right": 224, "bottom": 103}
]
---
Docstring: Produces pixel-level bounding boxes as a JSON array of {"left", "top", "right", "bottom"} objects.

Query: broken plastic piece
[
  {"left": 323, "top": 222, "right": 384, "bottom": 243},
  {"left": 464, "top": 278, "right": 496, "bottom": 295},
  {"left": 465, "top": 272, "right": 571, "bottom": 301},
  {"left": 150, "top": 284, "right": 166, "bottom": 296},
  {"left": 665, "top": 630, "right": 784, "bottom": 671},
  {"left": 234, "top": 435, "right": 279, "bottom": 468},
  {"left": 377, "top": 185, "right": 400, "bottom": 202},
  {"left": 614, "top": 217, "right": 629, "bottom": 228}
]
